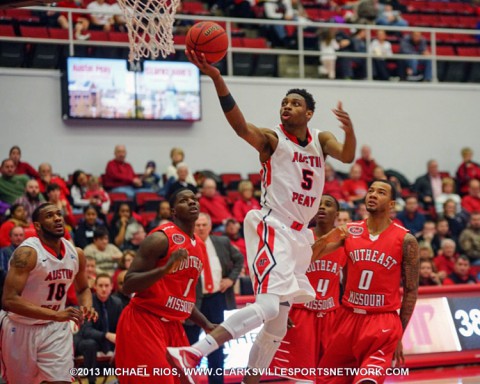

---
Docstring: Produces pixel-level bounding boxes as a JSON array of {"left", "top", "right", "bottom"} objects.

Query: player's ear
[{"left": 306, "top": 110, "right": 313, "bottom": 120}]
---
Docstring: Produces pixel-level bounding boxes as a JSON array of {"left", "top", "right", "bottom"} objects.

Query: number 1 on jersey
[{"left": 183, "top": 278, "right": 194, "bottom": 297}]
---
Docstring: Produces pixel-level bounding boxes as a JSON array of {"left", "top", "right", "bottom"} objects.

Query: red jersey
[
  {"left": 342, "top": 220, "right": 408, "bottom": 313},
  {"left": 299, "top": 248, "right": 346, "bottom": 313},
  {"left": 129, "top": 222, "right": 205, "bottom": 321}
]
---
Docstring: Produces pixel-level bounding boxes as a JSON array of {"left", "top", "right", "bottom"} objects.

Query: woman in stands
[
  {"left": 109, "top": 202, "right": 140, "bottom": 250},
  {"left": 70, "top": 170, "right": 89, "bottom": 213},
  {"left": 232, "top": 180, "right": 261, "bottom": 224},
  {"left": 9, "top": 145, "right": 38, "bottom": 179}
]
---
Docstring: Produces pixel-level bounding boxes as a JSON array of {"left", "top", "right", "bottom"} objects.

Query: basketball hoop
[{"left": 117, "top": 0, "right": 180, "bottom": 62}]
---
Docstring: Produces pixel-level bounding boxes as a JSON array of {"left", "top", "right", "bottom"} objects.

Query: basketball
[{"left": 186, "top": 21, "right": 228, "bottom": 64}]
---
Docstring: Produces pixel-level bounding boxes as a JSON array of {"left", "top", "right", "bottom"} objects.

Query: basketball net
[{"left": 117, "top": 0, "right": 180, "bottom": 62}]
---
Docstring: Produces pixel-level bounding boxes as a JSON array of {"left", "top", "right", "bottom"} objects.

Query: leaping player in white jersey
[
  {"left": 167, "top": 52, "right": 357, "bottom": 384},
  {"left": 0, "top": 203, "right": 97, "bottom": 384}
]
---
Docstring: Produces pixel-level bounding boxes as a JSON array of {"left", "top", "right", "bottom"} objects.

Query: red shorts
[
  {"left": 317, "top": 306, "right": 402, "bottom": 384},
  {"left": 271, "top": 308, "right": 337, "bottom": 382},
  {"left": 116, "top": 304, "right": 189, "bottom": 384}
]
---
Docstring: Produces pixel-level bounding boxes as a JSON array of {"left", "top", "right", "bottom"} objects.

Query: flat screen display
[{"left": 63, "top": 57, "right": 201, "bottom": 121}]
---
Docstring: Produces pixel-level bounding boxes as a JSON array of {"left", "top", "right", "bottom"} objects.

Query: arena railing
[{"left": 0, "top": 5, "right": 479, "bottom": 82}]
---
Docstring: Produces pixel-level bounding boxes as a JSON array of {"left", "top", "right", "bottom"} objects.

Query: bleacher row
[{"left": 0, "top": 1, "right": 478, "bottom": 80}]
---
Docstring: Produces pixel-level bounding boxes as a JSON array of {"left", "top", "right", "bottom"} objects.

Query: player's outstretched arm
[
  {"left": 74, "top": 248, "right": 97, "bottom": 322},
  {"left": 123, "top": 232, "right": 186, "bottom": 295},
  {"left": 186, "top": 50, "right": 276, "bottom": 160},
  {"left": 395, "top": 233, "right": 420, "bottom": 366},
  {"left": 319, "top": 101, "right": 356, "bottom": 164}
]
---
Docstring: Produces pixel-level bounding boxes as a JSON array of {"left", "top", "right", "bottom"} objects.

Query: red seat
[
  {"left": 457, "top": 47, "right": 479, "bottom": 57},
  {"left": 248, "top": 173, "right": 261, "bottom": 188},
  {"left": 19, "top": 26, "right": 49, "bottom": 38},
  {"left": 88, "top": 30, "right": 109, "bottom": 41},
  {"left": 220, "top": 173, "right": 242, "bottom": 190},
  {"left": 181, "top": 1, "right": 208, "bottom": 14},
  {"left": 49, "top": 28, "right": 69, "bottom": 40},
  {"left": 226, "top": 190, "right": 241, "bottom": 204},
  {"left": 174, "top": 34, "right": 186, "bottom": 45},
  {"left": 109, "top": 31, "right": 129, "bottom": 42},
  {"left": 242, "top": 37, "right": 269, "bottom": 49},
  {"left": 0, "top": 24, "right": 16, "bottom": 37},
  {"left": 108, "top": 192, "right": 130, "bottom": 202},
  {"left": 135, "top": 192, "right": 163, "bottom": 210},
  {"left": 139, "top": 211, "right": 157, "bottom": 227},
  {"left": 436, "top": 46, "right": 455, "bottom": 56},
  {"left": 231, "top": 37, "right": 243, "bottom": 48}
]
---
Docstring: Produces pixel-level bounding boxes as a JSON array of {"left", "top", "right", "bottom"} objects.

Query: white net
[{"left": 117, "top": 0, "right": 180, "bottom": 62}]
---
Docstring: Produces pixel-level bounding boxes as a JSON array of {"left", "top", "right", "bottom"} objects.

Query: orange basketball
[{"left": 186, "top": 21, "right": 228, "bottom": 64}]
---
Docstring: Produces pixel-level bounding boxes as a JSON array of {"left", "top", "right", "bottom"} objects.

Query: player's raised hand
[
  {"left": 81, "top": 306, "right": 98, "bottom": 322},
  {"left": 185, "top": 50, "right": 220, "bottom": 78},
  {"left": 332, "top": 101, "right": 353, "bottom": 133},
  {"left": 54, "top": 307, "right": 84, "bottom": 326},
  {"left": 164, "top": 248, "right": 189, "bottom": 274}
]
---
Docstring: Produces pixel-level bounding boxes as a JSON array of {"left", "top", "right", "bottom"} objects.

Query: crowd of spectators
[{"left": 0, "top": 141, "right": 479, "bottom": 380}]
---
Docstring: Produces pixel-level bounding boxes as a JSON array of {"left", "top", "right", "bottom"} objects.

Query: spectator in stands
[
  {"left": 0, "top": 159, "right": 29, "bottom": 205},
  {"left": 323, "top": 162, "right": 349, "bottom": 208},
  {"left": 123, "top": 222, "right": 146, "bottom": 251},
  {"left": 199, "top": 178, "right": 233, "bottom": 231},
  {"left": 112, "top": 270, "right": 130, "bottom": 308},
  {"left": 456, "top": 147, "right": 480, "bottom": 196},
  {"left": 84, "top": 175, "right": 111, "bottom": 215},
  {"left": 442, "top": 255, "right": 477, "bottom": 285},
  {"left": 74, "top": 205, "right": 107, "bottom": 249},
  {"left": 112, "top": 250, "right": 135, "bottom": 291},
  {"left": 435, "top": 177, "right": 462, "bottom": 216},
  {"left": 376, "top": 4, "right": 408, "bottom": 27},
  {"left": 397, "top": 195, "right": 426, "bottom": 236},
  {"left": 413, "top": 159, "right": 442, "bottom": 211},
  {"left": 434, "top": 218, "right": 454, "bottom": 251},
  {"left": 319, "top": 28, "right": 339, "bottom": 80},
  {"left": 434, "top": 238, "right": 459, "bottom": 280},
  {"left": 355, "top": 144, "right": 378, "bottom": 183},
  {"left": 9, "top": 145, "right": 38, "bottom": 179},
  {"left": 0, "top": 226, "right": 25, "bottom": 272},
  {"left": 76, "top": 274, "right": 124, "bottom": 384},
  {"left": 459, "top": 212, "right": 480, "bottom": 266},
  {"left": 165, "top": 147, "right": 197, "bottom": 189},
  {"left": 372, "top": 166, "right": 387, "bottom": 180},
  {"left": 336, "top": 208, "right": 352, "bottom": 226},
  {"left": 46, "top": 183, "right": 76, "bottom": 229},
  {"left": 84, "top": 227, "right": 123, "bottom": 276},
  {"left": 419, "top": 259, "right": 441, "bottom": 286},
  {"left": 87, "top": 0, "right": 114, "bottom": 31},
  {"left": 232, "top": 180, "right": 261, "bottom": 224},
  {"left": 103, "top": 145, "right": 142, "bottom": 199},
  {"left": 166, "top": 162, "right": 198, "bottom": 200},
  {"left": 224, "top": 218, "right": 246, "bottom": 258},
  {"left": 56, "top": 0, "right": 90, "bottom": 40},
  {"left": 354, "top": 202, "right": 369, "bottom": 221},
  {"left": 418, "top": 243, "right": 434, "bottom": 261},
  {"left": 86, "top": 255, "right": 97, "bottom": 290},
  {"left": 461, "top": 179, "right": 480, "bottom": 214},
  {"left": 70, "top": 170, "right": 90, "bottom": 213},
  {"left": 335, "top": 29, "right": 356, "bottom": 79},
  {"left": 14, "top": 179, "right": 45, "bottom": 222},
  {"left": 341, "top": 163, "right": 368, "bottom": 206},
  {"left": 370, "top": 29, "right": 392, "bottom": 81},
  {"left": 147, "top": 200, "right": 172, "bottom": 232},
  {"left": 416, "top": 220, "right": 436, "bottom": 253},
  {"left": 37, "top": 162, "right": 70, "bottom": 199},
  {"left": 0, "top": 204, "right": 32, "bottom": 248},
  {"left": 441, "top": 199, "right": 468, "bottom": 241},
  {"left": 141, "top": 161, "right": 161, "bottom": 193},
  {"left": 351, "top": 28, "right": 367, "bottom": 80},
  {"left": 262, "top": 0, "right": 297, "bottom": 48},
  {"left": 400, "top": 31, "right": 432, "bottom": 82},
  {"left": 109, "top": 202, "right": 140, "bottom": 250}
]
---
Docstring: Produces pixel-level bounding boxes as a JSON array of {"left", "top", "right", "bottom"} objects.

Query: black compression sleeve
[{"left": 219, "top": 93, "right": 236, "bottom": 113}]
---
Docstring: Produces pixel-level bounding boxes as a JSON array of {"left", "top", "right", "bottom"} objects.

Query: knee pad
[{"left": 255, "top": 293, "right": 280, "bottom": 321}]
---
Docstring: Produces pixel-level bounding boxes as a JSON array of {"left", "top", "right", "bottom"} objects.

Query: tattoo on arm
[
  {"left": 11, "top": 248, "right": 34, "bottom": 269},
  {"left": 400, "top": 234, "right": 420, "bottom": 332}
]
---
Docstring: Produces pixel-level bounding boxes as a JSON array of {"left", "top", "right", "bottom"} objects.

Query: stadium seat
[
  {"left": 220, "top": 173, "right": 242, "bottom": 190},
  {"left": 139, "top": 211, "right": 157, "bottom": 227},
  {"left": 226, "top": 190, "right": 241, "bottom": 205},
  {"left": 248, "top": 173, "right": 261, "bottom": 189},
  {"left": 135, "top": 192, "right": 163, "bottom": 211},
  {"left": 233, "top": 53, "right": 255, "bottom": 76}
]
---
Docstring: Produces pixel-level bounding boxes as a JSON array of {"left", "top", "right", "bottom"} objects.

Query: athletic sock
[{"left": 192, "top": 334, "right": 219, "bottom": 357}]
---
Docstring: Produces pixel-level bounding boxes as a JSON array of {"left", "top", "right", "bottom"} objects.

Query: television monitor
[{"left": 62, "top": 57, "right": 201, "bottom": 121}]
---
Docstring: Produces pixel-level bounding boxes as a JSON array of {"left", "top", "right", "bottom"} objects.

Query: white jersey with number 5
[
  {"left": 261, "top": 124, "right": 325, "bottom": 225},
  {"left": 7, "top": 237, "right": 79, "bottom": 325}
]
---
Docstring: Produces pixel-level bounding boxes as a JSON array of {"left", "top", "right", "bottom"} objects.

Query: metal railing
[{"left": 0, "top": 5, "right": 479, "bottom": 81}]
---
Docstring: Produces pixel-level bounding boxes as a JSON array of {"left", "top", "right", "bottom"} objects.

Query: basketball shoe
[{"left": 166, "top": 346, "right": 202, "bottom": 384}]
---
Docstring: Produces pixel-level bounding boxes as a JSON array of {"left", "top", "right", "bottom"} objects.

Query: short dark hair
[
  {"left": 1, "top": 158, "right": 13, "bottom": 168},
  {"left": 46, "top": 183, "right": 61, "bottom": 194},
  {"left": 322, "top": 194, "right": 340, "bottom": 211},
  {"left": 368, "top": 179, "right": 397, "bottom": 201},
  {"left": 286, "top": 89, "right": 316, "bottom": 112},
  {"left": 169, "top": 187, "right": 189, "bottom": 207},
  {"left": 93, "top": 227, "right": 109, "bottom": 240},
  {"left": 32, "top": 203, "right": 56, "bottom": 223}
]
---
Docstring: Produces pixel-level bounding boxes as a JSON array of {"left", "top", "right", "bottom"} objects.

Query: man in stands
[
  {"left": 103, "top": 145, "right": 143, "bottom": 199},
  {"left": 0, "top": 159, "right": 29, "bottom": 205},
  {"left": 15, "top": 179, "right": 45, "bottom": 222},
  {"left": 199, "top": 178, "right": 233, "bottom": 232},
  {"left": 442, "top": 256, "right": 477, "bottom": 285},
  {"left": 461, "top": 179, "right": 480, "bottom": 214},
  {"left": 37, "top": 162, "right": 70, "bottom": 199}
]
